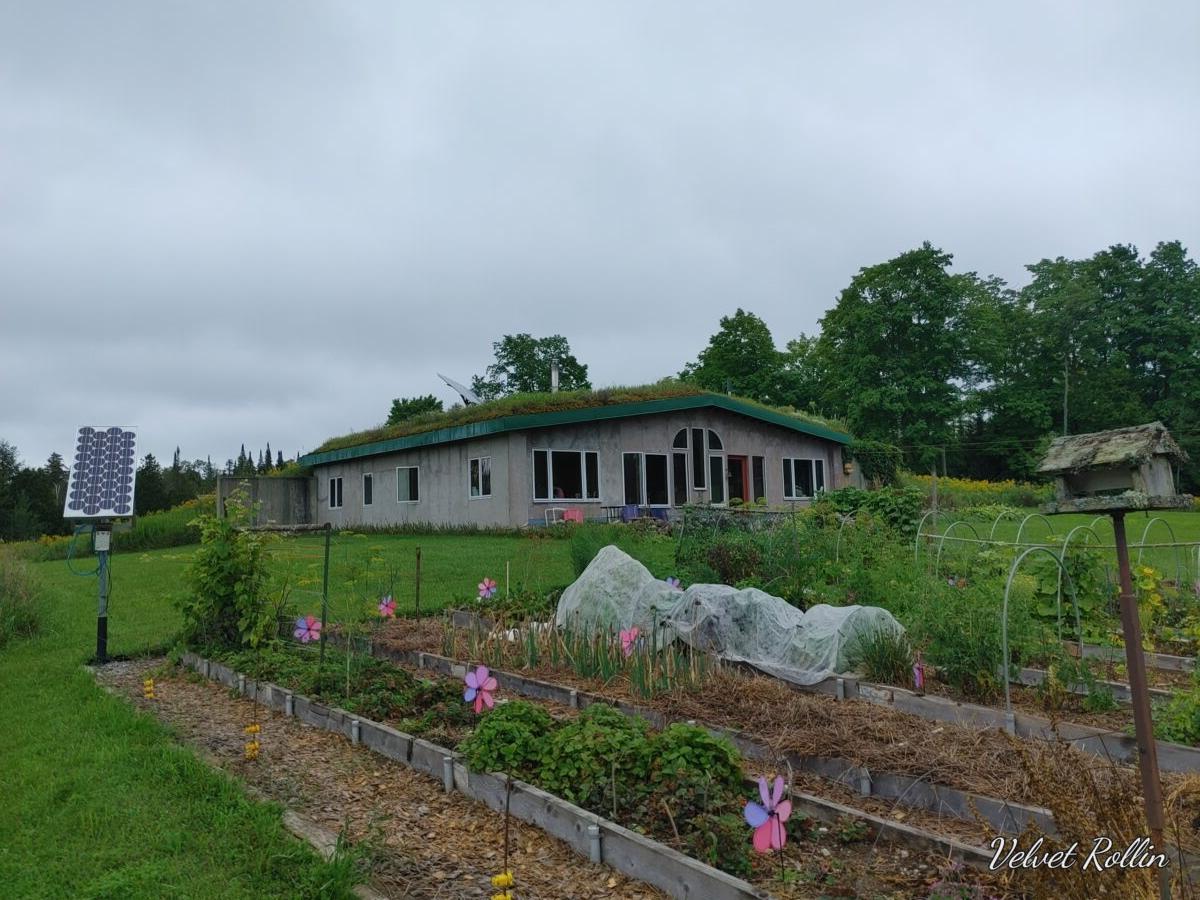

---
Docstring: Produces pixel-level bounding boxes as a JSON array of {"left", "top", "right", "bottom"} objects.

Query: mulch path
[{"left": 96, "top": 659, "right": 661, "bottom": 900}]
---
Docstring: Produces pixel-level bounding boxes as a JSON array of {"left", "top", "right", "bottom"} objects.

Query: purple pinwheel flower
[
  {"left": 463, "top": 665, "right": 498, "bottom": 713},
  {"left": 294, "top": 615, "right": 322, "bottom": 643},
  {"left": 378, "top": 595, "right": 396, "bottom": 618},
  {"left": 478, "top": 577, "right": 498, "bottom": 600},
  {"left": 744, "top": 775, "right": 792, "bottom": 853},
  {"left": 665, "top": 576, "right": 682, "bottom": 590},
  {"left": 620, "top": 627, "right": 640, "bottom": 657}
]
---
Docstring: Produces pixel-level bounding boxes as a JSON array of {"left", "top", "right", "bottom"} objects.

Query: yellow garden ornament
[
  {"left": 142, "top": 678, "right": 155, "bottom": 700},
  {"left": 244, "top": 739, "right": 260, "bottom": 760},
  {"left": 243, "top": 723, "right": 261, "bottom": 735},
  {"left": 490, "top": 872, "right": 514, "bottom": 888}
]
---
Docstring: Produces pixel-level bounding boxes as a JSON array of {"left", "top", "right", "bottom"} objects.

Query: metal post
[
  {"left": 319, "top": 522, "right": 331, "bottom": 669},
  {"left": 95, "top": 523, "right": 112, "bottom": 664},
  {"left": 1111, "top": 512, "right": 1169, "bottom": 897},
  {"left": 415, "top": 546, "right": 422, "bottom": 617}
]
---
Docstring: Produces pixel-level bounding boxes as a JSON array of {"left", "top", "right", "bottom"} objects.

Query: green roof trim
[{"left": 300, "top": 393, "right": 851, "bottom": 467}]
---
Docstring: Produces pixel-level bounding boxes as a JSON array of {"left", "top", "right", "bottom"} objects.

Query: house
[{"left": 295, "top": 388, "right": 852, "bottom": 528}]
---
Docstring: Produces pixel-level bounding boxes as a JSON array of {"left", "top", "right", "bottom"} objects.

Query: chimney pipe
[{"left": 551, "top": 361, "right": 560, "bottom": 393}]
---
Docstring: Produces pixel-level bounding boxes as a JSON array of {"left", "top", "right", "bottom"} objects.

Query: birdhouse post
[{"left": 1038, "top": 422, "right": 1191, "bottom": 897}]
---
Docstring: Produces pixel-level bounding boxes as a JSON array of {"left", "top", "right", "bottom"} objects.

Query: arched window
[
  {"left": 707, "top": 429, "right": 722, "bottom": 451},
  {"left": 672, "top": 429, "right": 689, "bottom": 449}
]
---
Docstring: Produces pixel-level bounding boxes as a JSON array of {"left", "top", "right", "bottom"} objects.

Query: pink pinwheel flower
[
  {"left": 478, "top": 577, "right": 498, "bottom": 600},
  {"left": 620, "top": 627, "right": 640, "bottom": 657},
  {"left": 463, "top": 665, "right": 498, "bottom": 713},
  {"left": 744, "top": 775, "right": 792, "bottom": 852},
  {"left": 665, "top": 576, "right": 682, "bottom": 590},
  {"left": 378, "top": 595, "right": 396, "bottom": 618},
  {"left": 913, "top": 650, "right": 925, "bottom": 691},
  {"left": 294, "top": 615, "right": 321, "bottom": 643}
]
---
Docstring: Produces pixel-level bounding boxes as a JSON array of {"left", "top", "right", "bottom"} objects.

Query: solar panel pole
[{"left": 95, "top": 522, "right": 113, "bottom": 664}]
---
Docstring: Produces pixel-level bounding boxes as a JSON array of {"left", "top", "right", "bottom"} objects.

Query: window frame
[
  {"left": 531, "top": 448, "right": 601, "bottom": 502},
  {"left": 782, "top": 458, "right": 825, "bottom": 500},
  {"left": 469, "top": 456, "right": 492, "bottom": 499},
  {"left": 622, "top": 451, "right": 671, "bottom": 508},
  {"left": 395, "top": 465, "right": 420, "bottom": 503},
  {"left": 329, "top": 476, "right": 343, "bottom": 510},
  {"left": 362, "top": 472, "right": 373, "bottom": 507}
]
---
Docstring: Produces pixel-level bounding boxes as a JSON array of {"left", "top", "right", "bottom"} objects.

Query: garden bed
[
  {"left": 178, "top": 642, "right": 1012, "bottom": 898},
  {"left": 94, "top": 658, "right": 658, "bottom": 900}
]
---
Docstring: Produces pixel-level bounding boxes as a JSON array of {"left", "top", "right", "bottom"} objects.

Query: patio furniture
[
  {"left": 562, "top": 508, "right": 585, "bottom": 524},
  {"left": 544, "top": 507, "right": 566, "bottom": 526}
]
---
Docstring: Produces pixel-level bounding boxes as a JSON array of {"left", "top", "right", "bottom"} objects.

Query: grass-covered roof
[{"left": 301, "top": 383, "right": 850, "bottom": 466}]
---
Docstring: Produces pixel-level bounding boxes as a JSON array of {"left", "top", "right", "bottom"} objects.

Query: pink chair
[{"left": 562, "top": 508, "right": 585, "bottom": 524}]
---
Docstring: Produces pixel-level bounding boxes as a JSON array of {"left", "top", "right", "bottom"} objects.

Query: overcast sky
[{"left": 2, "top": 2, "right": 1197, "bottom": 467}]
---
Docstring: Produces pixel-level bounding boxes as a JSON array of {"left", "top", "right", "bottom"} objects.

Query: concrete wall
[
  {"left": 217, "top": 475, "right": 312, "bottom": 526},
  {"left": 311, "top": 408, "right": 845, "bottom": 528}
]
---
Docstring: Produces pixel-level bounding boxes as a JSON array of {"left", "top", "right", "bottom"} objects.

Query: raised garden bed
[{"left": 179, "top": 642, "right": 1012, "bottom": 898}]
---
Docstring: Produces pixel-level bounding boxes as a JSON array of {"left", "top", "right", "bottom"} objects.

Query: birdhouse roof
[{"left": 1037, "top": 421, "right": 1187, "bottom": 475}]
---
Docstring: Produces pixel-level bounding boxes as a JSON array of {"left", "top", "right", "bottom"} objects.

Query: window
[
  {"left": 532, "top": 449, "right": 599, "bottom": 501},
  {"left": 623, "top": 452, "right": 671, "bottom": 506},
  {"left": 362, "top": 473, "right": 373, "bottom": 506},
  {"left": 469, "top": 457, "right": 492, "bottom": 498},
  {"left": 752, "top": 456, "right": 765, "bottom": 502},
  {"left": 707, "top": 429, "right": 723, "bottom": 451},
  {"left": 783, "top": 458, "right": 825, "bottom": 499},
  {"left": 672, "top": 452, "right": 688, "bottom": 506},
  {"left": 329, "top": 476, "right": 343, "bottom": 509},
  {"left": 396, "top": 466, "right": 419, "bottom": 502},
  {"left": 622, "top": 453, "right": 642, "bottom": 505},
  {"left": 672, "top": 429, "right": 689, "bottom": 450},
  {"left": 709, "top": 455, "right": 725, "bottom": 504},
  {"left": 691, "top": 428, "right": 705, "bottom": 489}
]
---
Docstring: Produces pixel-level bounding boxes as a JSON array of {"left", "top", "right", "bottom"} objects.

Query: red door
[{"left": 726, "top": 455, "right": 749, "bottom": 503}]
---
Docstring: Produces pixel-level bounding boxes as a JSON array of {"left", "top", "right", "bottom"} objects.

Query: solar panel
[{"left": 63, "top": 426, "right": 137, "bottom": 519}]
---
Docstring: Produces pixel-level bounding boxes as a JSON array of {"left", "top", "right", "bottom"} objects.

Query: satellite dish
[{"left": 438, "top": 373, "right": 481, "bottom": 406}]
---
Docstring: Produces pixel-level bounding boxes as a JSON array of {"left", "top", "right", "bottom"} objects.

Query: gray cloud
[{"left": 2, "top": 1, "right": 1197, "bottom": 465}]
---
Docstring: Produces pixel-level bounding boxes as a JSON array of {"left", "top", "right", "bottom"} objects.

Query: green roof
[{"left": 300, "top": 390, "right": 851, "bottom": 467}]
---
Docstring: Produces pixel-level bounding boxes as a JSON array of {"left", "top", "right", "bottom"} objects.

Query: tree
[
  {"left": 471, "top": 334, "right": 590, "bottom": 400},
  {"left": 679, "top": 309, "right": 786, "bottom": 403},
  {"left": 135, "top": 453, "right": 168, "bottom": 516},
  {"left": 386, "top": 394, "right": 444, "bottom": 426},
  {"left": 814, "top": 243, "right": 971, "bottom": 470}
]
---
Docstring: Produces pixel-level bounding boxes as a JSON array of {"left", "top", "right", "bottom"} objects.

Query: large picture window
[
  {"left": 532, "top": 449, "right": 599, "bottom": 501},
  {"left": 783, "top": 458, "right": 825, "bottom": 499},
  {"left": 469, "top": 457, "right": 492, "bottom": 498},
  {"left": 329, "top": 476, "right": 343, "bottom": 510},
  {"left": 396, "top": 466, "right": 420, "bottom": 503}
]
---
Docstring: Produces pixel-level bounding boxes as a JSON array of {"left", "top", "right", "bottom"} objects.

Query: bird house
[{"left": 1037, "top": 421, "right": 1192, "bottom": 514}]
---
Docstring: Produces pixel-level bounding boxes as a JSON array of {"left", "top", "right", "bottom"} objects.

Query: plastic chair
[
  {"left": 620, "top": 504, "right": 640, "bottom": 523},
  {"left": 562, "top": 508, "right": 584, "bottom": 524},
  {"left": 544, "top": 507, "right": 565, "bottom": 526}
]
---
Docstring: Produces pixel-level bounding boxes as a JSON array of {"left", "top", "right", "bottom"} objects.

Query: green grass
[
  {"left": 920, "top": 509, "right": 1200, "bottom": 582},
  {"left": 0, "top": 551, "right": 359, "bottom": 899},
  {"left": 262, "top": 529, "right": 676, "bottom": 617}
]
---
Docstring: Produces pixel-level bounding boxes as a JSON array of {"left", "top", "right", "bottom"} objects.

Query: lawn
[{"left": 0, "top": 551, "right": 360, "bottom": 899}]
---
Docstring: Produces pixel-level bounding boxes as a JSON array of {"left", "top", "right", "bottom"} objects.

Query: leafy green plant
[
  {"left": 178, "top": 491, "right": 278, "bottom": 649},
  {"left": 1153, "top": 668, "right": 1200, "bottom": 745},
  {"left": 459, "top": 701, "right": 555, "bottom": 778},
  {"left": 538, "top": 704, "right": 651, "bottom": 815},
  {"left": 844, "top": 625, "right": 914, "bottom": 686}
]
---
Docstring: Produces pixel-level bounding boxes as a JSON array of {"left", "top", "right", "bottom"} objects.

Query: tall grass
[
  {"left": 11, "top": 494, "right": 214, "bottom": 561},
  {"left": 0, "top": 550, "right": 40, "bottom": 647}
]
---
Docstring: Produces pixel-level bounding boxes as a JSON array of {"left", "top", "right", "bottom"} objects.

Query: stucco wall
[
  {"left": 310, "top": 408, "right": 845, "bottom": 528},
  {"left": 313, "top": 434, "right": 511, "bottom": 529},
  {"left": 217, "top": 475, "right": 313, "bottom": 526}
]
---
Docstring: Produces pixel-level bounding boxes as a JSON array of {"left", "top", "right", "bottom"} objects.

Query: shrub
[
  {"left": 460, "top": 701, "right": 555, "bottom": 778},
  {"left": 539, "top": 704, "right": 651, "bottom": 814},
  {"left": 847, "top": 439, "right": 902, "bottom": 487},
  {"left": 844, "top": 625, "right": 914, "bottom": 686},
  {"left": 821, "top": 486, "right": 923, "bottom": 535},
  {"left": 0, "top": 551, "right": 40, "bottom": 647},
  {"left": 178, "top": 492, "right": 277, "bottom": 649}
]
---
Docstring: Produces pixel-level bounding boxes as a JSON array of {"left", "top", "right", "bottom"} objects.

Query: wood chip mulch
[{"left": 96, "top": 659, "right": 662, "bottom": 900}]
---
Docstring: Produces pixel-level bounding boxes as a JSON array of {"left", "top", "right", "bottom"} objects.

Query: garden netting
[{"left": 555, "top": 545, "right": 905, "bottom": 685}]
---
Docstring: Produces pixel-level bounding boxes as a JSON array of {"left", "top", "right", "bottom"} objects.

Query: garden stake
[
  {"left": 319, "top": 522, "right": 331, "bottom": 671},
  {"left": 414, "top": 546, "right": 422, "bottom": 617},
  {"left": 1111, "top": 511, "right": 1169, "bottom": 900}
]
